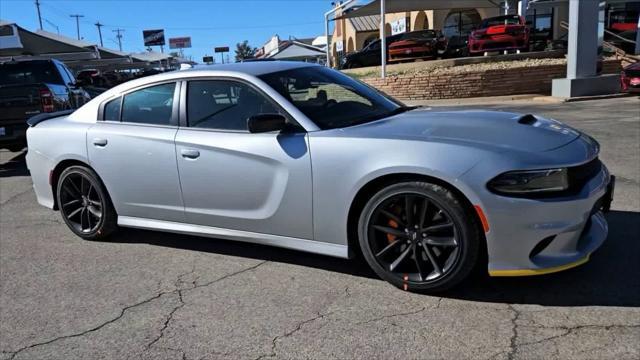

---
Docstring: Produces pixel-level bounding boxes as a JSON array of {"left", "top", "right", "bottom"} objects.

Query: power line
[
  {"left": 95, "top": 21, "right": 104, "bottom": 47},
  {"left": 69, "top": 14, "right": 84, "bottom": 40},
  {"left": 112, "top": 28, "right": 125, "bottom": 52},
  {"left": 43, "top": 18, "right": 59, "bottom": 34}
]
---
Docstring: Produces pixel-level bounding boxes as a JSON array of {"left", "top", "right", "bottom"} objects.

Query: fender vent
[{"left": 517, "top": 114, "right": 537, "bottom": 125}]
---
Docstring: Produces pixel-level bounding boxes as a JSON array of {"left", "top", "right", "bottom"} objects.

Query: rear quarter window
[
  {"left": 0, "top": 61, "right": 64, "bottom": 85},
  {"left": 103, "top": 97, "right": 122, "bottom": 121}
]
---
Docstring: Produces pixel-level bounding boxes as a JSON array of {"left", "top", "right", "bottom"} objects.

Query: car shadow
[
  {"left": 111, "top": 210, "right": 639, "bottom": 307},
  {"left": 0, "top": 150, "right": 29, "bottom": 178}
]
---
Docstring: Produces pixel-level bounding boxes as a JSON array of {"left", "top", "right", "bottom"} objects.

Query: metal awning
[
  {"left": 336, "top": 0, "right": 500, "bottom": 19},
  {"left": 0, "top": 21, "right": 97, "bottom": 60},
  {"left": 349, "top": 15, "right": 381, "bottom": 32}
]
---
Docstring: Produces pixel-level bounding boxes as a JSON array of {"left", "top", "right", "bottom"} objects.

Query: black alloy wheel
[
  {"left": 57, "top": 166, "right": 117, "bottom": 240},
  {"left": 358, "top": 182, "right": 480, "bottom": 292}
]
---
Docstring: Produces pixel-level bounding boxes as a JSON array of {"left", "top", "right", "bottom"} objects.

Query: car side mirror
[{"left": 247, "top": 113, "right": 287, "bottom": 133}]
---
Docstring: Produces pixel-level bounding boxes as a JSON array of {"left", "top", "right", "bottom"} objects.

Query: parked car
[
  {"left": 468, "top": 15, "right": 529, "bottom": 55},
  {"left": 341, "top": 36, "right": 397, "bottom": 69},
  {"left": 388, "top": 30, "right": 447, "bottom": 62},
  {"left": 26, "top": 62, "right": 614, "bottom": 292},
  {"left": 0, "top": 58, "right": 90, "bottom": 151},
  {"left": 621, "top": 62, "right": 640, "bottom": 93}
]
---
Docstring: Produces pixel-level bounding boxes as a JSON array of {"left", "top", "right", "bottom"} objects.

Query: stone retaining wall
[{"left": 358, "top": 59, "right": 622, "bottom": 100}]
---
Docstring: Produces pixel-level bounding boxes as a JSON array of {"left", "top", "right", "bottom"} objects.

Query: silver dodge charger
[{"left": 26, "top": 62, "right": 614, "bottom": 292}]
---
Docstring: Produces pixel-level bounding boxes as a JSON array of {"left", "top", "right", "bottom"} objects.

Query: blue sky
[{"left": 1, "top": 0, "right": 345, "bottom": 61}]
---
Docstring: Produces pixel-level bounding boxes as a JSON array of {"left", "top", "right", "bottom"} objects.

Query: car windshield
[
  {"left": 259, "top": 66, "right": 409, "bottom": 130},
  {"left": 0, "top": 61, "right": 62, "bottom": 85},
  {"left": 480, "top": 15, "right": 521, "bottom": 28},
  {"left": 406, "top": 30, "right": 438, "bottom": 39}
]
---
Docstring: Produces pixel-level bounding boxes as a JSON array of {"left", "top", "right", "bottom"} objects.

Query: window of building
[
  {"left": 187, "top": 80, "right": 280, "bottom": 131},
  {"left": 527, "top": 8, "right": 554, "bottom": 50},
  {"left": 442, "top": 9, "right": 481, "bottom": 39},
  {"left": 121, "top": 83, "right": 176, "bottom": 125}
]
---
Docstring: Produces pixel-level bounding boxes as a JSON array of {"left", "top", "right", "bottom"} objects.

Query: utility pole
[
  {"left": 95, "top": 21, "right": 104, "bottom": 47},
  {"left": 70, "top": 14, "right": 84, "bottom": 40},
  {"left": 112, "top": 28, "right": 124, "bottom": 51},
  {"left": 35, "top": 0, "right": 43, "bottom": 30}
]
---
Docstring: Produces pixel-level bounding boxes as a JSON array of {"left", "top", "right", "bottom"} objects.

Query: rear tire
[
  {"left": 56, "top": 165, "right": 118, "bottom": 240},
  {"left": 358, "top": 181, "right": 480, "bottom": 293}
]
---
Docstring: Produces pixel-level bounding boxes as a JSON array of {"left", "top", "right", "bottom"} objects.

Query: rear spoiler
[{"left": 27, "top": 109, "right": 75, "bottom": 127}]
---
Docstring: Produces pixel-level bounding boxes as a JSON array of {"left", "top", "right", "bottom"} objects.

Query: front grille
[{"left": 568, "top": 157, "right": 602, "bottom": 193}]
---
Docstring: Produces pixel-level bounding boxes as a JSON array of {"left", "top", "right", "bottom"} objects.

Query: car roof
[{"left": 181, "top": 60, "right": 319, "bottom": 76}]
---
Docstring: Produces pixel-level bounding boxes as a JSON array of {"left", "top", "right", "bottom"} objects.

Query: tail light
[
  {"left": 39, "top": 88, "right": 54, "bottom": 113},
  {"left": 621, "top": 71, "right": 629, "bottom": 91}
]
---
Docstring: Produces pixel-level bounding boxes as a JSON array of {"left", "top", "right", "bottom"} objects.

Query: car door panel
[
  {"left": 175, "top": 130, "right": 313, "bottom": 239},
  {"left": 87, "top": 122, "right": 184, "bottom": 222}
]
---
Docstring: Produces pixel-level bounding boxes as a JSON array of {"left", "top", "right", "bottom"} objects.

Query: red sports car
[
  {"left": 388, "top": 30, "right": 447, "bottom": 62},
  {"left": 621, "top": 62, "right": 640, "bottom": 93},
  {"left": 469, "top": 15, "right": 529, "bottom": 55}
]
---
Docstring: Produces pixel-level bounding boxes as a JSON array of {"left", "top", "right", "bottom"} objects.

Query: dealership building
[{"left": 329, "top": 0, "right": 639, "bottom": 65}]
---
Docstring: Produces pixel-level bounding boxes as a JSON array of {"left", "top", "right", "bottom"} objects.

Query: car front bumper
[{"left": 462, "top": 160, "right": 612, "bottom": 277}]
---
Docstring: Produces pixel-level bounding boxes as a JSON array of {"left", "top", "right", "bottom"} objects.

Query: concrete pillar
[
  {"left": 518, "top": 0, "right": 528, "bottom": 16},
  {"left": 566, "top": 0, "right": 598, "bottom": 79},
  {"left": 551, "top": 0, "right": 620, "bottom": 98}
]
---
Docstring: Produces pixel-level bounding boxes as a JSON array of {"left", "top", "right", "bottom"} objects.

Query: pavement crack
[
  {"left": 255, "top": 310, "right": 333, "bottom": 360},
  {"left": 0, "top": 187, "right": 32, "bottom": 206},
  {"left": 354, "top": 306, "right": 426, "bottom": 326},
  {"left": 506, "top": 304, "right": 521, "bottom": 360},
  {"left": 5, "top": 291, "right": 166, "bottom": 360},
  {"left": 6, "top": 262, "right": 267, "bottom": 360},
  {"left": 192, "top": 260, "right": 267, "bottom": 291},
  {"left": 140, "top": 262, "right": 267, "bottom": 358}
]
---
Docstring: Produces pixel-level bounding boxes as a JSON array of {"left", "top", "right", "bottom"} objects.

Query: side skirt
[{"left": 117, "top": 216, "right": 349, "bottom": 259}]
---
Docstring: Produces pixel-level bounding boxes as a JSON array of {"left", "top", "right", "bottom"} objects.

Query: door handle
[
  {"left": 181, "top": 149, "right": 200, "bottom": 159},
  {"left": 93, "top": 138, "right": 108, "bottom": 147}
]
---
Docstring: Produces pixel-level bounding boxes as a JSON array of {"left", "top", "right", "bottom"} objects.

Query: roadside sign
[
  {"left": 214, "top": 46, "right": 229, "bottom": 53},
  {"left": 203, "top": 56, "right": 214, "bottom": 63},
  {"left": 169, "top": 37, "right": 192, "bottom": 49},
  {"left": 143, "top": 29, "right": 165, "bottom": 46},
  {"left": 336, "top": 40, "right": 343, "bottom": 52},
  {"left": 391, "top": 18, "right": 407, "bottom": 35}
]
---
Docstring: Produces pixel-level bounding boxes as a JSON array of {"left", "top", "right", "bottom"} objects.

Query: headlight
[{"left": 488, "top": 168, "right": 569, "bottom": 195}]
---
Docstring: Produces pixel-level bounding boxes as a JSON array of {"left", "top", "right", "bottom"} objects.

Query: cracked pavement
[{"left": 1, "top": 97, "right": 639, "bottom": 359}]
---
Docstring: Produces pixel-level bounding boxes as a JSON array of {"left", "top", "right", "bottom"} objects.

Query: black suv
[{"left": 0, "top": 58, "right": 90, "bottom": 151}]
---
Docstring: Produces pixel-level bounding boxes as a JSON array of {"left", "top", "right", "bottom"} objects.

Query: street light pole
[{"left": 70, "top": 14, "right": 84, "bottom": 40}]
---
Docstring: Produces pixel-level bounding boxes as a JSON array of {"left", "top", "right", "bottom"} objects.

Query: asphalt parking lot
[{"left": 1, "top": 96, "right": 639, "bottom": 360}]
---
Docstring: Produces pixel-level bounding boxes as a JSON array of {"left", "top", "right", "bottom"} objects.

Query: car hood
[{"left": 339, "top": 109, "right": 581, "bottom": 152}]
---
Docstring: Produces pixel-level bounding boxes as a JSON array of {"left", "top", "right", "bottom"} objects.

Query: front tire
[
  {"left": 56, "top": 165, "right": 117, "bottom": 240},
  {"left": 358, "top": 181, "right": 480, "bottom": 292}
]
